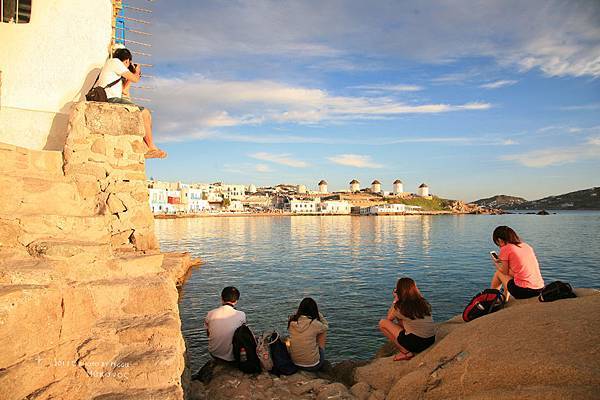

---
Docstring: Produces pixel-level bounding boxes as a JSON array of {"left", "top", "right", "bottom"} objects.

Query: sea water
[{"left": 155, "top": 212, "right": 600, "bottom": 371}]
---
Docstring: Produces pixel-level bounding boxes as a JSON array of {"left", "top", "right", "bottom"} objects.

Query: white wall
[{"left": 0, "top": 0, "right": 112, "bottom": 150}]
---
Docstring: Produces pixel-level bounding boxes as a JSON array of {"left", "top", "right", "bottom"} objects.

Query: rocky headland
[{"left": 189, "top": 288, "right": 599, "bottom": 400}]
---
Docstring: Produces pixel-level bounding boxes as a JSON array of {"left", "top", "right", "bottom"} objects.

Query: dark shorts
[
  {"left": 507, "top": 279, "right": 542, "bottom": 299},
  {"left": 108, "top": 96, "right": 145, "bottom": 111},
  {"left": 397, "top": 331, "right": 435, "bottom": 353}
]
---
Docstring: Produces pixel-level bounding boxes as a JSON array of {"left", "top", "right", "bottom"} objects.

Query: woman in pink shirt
[{"left": 490, "top": 226, "right": 545, "bottom": 300}]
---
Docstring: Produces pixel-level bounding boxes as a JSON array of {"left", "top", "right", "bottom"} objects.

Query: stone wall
[
  {"left": 0, "top": 102, "right": 196, "bottom": 400},
  {"left": 63, "top": 102, "right": 158, "bottom": 252}
]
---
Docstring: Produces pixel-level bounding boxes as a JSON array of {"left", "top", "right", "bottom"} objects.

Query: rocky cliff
[
  {"left": 189, "top": 289, "right": 599, "bottom": 400},
  {"left": 0, "top": 102, "right": 197, "bottom": 399}
]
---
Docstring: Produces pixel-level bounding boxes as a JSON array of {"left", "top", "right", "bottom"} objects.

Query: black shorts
[
  {"left": 397, "top": 331, "right": 435, "bottom": 353},
  {"left": 507, "top": 279, "right": 542, "bottom": 299}
]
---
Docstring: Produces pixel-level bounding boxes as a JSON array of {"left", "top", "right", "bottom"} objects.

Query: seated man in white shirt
[
  {"left": 96, "top": 48, "right": 167, "bottom": 159},
  {"left": 204, "top": 286, "right": 246, "bottom": 362}
]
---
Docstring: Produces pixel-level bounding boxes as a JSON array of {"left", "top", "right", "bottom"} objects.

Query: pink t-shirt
[{"left": 499, "top": 242, "right": 544, "bottom": 289}]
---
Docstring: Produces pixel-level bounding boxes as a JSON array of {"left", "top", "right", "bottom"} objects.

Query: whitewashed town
[{"left": 148, "top": 179, "right": 433, "bottom": 216}]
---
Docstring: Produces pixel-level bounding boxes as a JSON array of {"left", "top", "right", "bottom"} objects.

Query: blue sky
[{"left": 139, "top": 0, "right": 600, "bottom": 201}]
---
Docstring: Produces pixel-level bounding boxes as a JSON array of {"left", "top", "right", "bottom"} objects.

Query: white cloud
[
  {"left": 249, "top": 152, "right": 309, "bottom": 168},
  {"left": 350, "top": 84, "right": 423, "bottom": 92},
  {"left": 480, "top": 80, "right": 518, "bottom": 89},
  {"left": 255, "top": 164, "right": 272, "bottom": 173},
  {"left": 501, "top": 138, "right": 600, "bottom": 167},
  {"left": 328, "top": 154, "right": 383, "bottom": 169},
  {"left": 150, "top": 76, "right": 490, "bottom": 141},
  {"left": 151, "top": 1, "right": 600, "bottom": 78}
]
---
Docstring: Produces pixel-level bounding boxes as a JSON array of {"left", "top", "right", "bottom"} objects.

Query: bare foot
[
  {"left": 393, "top": 351, "right": 413, "bottom": 361},
  {"left": 145, "top": 148, "right": 167, "bottom": 159}
]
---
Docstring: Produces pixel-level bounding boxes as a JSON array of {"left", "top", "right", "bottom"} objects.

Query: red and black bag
[{"left": 462, "top": 289, "right": 506, "bottom": 322}]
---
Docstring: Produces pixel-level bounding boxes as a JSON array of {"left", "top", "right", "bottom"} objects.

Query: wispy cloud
[
  {"left": 255, "top": 164, "right": 272, "bottom": 173},
  {"left": 559, "top": 103, "right": 600, "bottom": 111},
  {"left": 328, "top": 154, "right": 383, "bottom": 169},
  {"left": 249, "top": 152, "right": 309, "bottom": 168},
  {"left": 480, "top": 80, "right": 518, "bottom": 89},
  {"left": 151, "top": 76, "right": 490, "bottom": 141},
  {"left": 501, "top": 137, "right": 600, "bottom": 167},
  {"left": 350, "top": 84, "right": 423, "bottom": 92}
]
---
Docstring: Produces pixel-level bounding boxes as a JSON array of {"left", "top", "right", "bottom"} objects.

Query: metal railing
[
  {"left": 112, "top": 0, "right": 155, "bottom": 103},
  {"left": 1, "top": 0, "right": 32, "bottom": 23}
]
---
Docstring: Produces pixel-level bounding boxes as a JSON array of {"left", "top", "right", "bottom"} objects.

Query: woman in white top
[{"left": 379, "top": 277, "right": 436, "bottom": 361}]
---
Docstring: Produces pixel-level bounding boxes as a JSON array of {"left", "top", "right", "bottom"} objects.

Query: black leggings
[{"left": 397, "top": 331, "right": 435, "bottom": 353}]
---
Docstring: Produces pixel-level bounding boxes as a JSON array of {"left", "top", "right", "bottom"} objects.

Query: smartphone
[{"left": 490, "top": 251, "right": 499, "bottom": 260}]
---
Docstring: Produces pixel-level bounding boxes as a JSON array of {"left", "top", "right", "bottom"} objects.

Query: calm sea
[{"left": 155, "top": 212, "right": 600, "bottom": 371}]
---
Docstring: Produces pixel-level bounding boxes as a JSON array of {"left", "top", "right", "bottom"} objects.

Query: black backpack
[
  {"left": 462, "top": 289, "right": 506, "bottom": 322},
  {"left": 268, "top": 332, "right": 297, "bottom": 376},
  {"left": 539, "top": 281, "right": 576, "bottom": 302},
  {"left": 232, "top": 324, "right": 261, "bottom": 373}
]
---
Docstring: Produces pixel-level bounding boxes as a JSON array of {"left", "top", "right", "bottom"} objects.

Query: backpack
[
  {"left": 256, "top": 332, "right": 274, "bottom": 372},
  {"left": 268, "top": 332, "right": 297, "bottom": 376},
  {"left": 539, "top": 281, "right": 576, "bottom": 302},
  {"left": 462, "top": 289, "right": 506, "bottom": 322},
  {"left": 232, "top": 324, "right": 261, "bottom": 373}
]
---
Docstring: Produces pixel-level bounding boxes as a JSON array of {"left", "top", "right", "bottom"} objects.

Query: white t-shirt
[
  {"left": 97, "top": 58, "right": 128, "bottom": 99},
  {"left": 204, "top": 304, "right": 246, "bottom": 361}
]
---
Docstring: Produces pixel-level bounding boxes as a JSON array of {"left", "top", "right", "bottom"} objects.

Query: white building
[
  {"left": 148, "top": 188, "right": 168, "bottom": 213},
  {"left": 227, "top": 200, "right": 244, "bottom": 212},
  {"left": 247, "top": 184, "right": 257, "bottom": 193},
  {"left": 287, "top": 198, "right": 320, "bottom": 214},
  {"left": 297, "top": 184, "right": 307, "bottom": 194},
  {"left": 320, "top": 200, "right": 351, "bottom": 215},
  {"left": 318, "top": 180, "right": 328, "bottom": 194},
  {"left": 369, "top": 204, "right": 422, "bottom": 215},
  {"left": 417, "top": 183, "right": 430, "bottom": 197},
  {"left": 182, "top": 187, "right": 210, "bottom": 213},
  {"left": 0, "top": 0, "right": 113, "bottom": 150},
  {"left": 221, "top": 184, "right": 246, "bottom": 200},
  {"left": 393, "top": 179, "right": 404, "bottom": 194},
  {"left": 350, "top": 179, "right": 360, "bottom": 193},
  {"left": 371, "top": 180, "right": 381, "bottom": 193}
]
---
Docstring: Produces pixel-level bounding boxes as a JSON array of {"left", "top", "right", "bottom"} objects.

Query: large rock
[{"left": 354, "top": 290, "right": 600, "bottom": 399}]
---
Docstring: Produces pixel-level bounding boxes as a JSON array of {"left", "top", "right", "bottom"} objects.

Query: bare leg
[
  {"left": 491, "top": 270, "right": 512, "bottom": 301},
  {"left": 141, "top": 110, "right": 167, "bottom": 159},
  {"left": 317, "top": 332, "right": 327, "bottom": 350},
  {"left": 379, "top": 319, "right": 414, "bottom": 360},
  {"left": 142, "top": 109, "right": 156, "bottom": 150}
]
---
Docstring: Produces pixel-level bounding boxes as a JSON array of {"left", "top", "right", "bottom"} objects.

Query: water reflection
[{"left": 156, "top": 213, "right": 600, "bottom": 372}]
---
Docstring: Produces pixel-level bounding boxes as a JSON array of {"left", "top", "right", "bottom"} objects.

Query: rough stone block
[
  {"left": 107, "top": 193, "right": 127, "bottom": 214},
  {"left": 110, "top": 229, "right": 133, "bottom": 247},
  {"left": 91, "top": 138, "right": 106, "bottom": 155},
  {"left": 84, "top": 103, "right": 145, "bottom": 137}
]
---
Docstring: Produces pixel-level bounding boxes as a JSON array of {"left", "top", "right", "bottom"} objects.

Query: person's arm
[
  {"left": 122, "top": 64, "right": 141, "bottom": 83},
  {"left": 318, "top": 313, "right": 329, "bottom": 331},
  {"left": 386, "top": 304, "right": 397, "bottom": 321},
  {"left": 204, "top": 317, "right": 210, "bottom": 337},
  {"left": 494, "top": 247, "right": 510, "bottom": 275}
]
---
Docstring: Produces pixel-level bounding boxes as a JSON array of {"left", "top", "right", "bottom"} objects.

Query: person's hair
[
  {"left": 492, "top": 226, "right": 522, "bottom": 246},
  {"left": 288, "top": 297, "right": 321, "bottom": 328},
  {"left": 221, "top": 286, "right": 240, "bottom": 303},
  {"left": 113, "top": 48, "right": 132, "bottom": 62},
  {"left": 394, "top": 277, "right": 431, "bottom": 320}
]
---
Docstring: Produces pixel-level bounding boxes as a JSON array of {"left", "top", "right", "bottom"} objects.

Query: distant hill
[
  {"left": 473, "top": 195, "right": 527, "bottom": 209},
  {"left": 513, "top": 187, "right": 600, "bottom": 210},
  {"left": 474, "top": 187, "right": 600, "bottom": 210}
]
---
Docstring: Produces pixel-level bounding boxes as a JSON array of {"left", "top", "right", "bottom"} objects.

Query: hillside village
[{"left": 148, "top": 179, "right": 436, "bottom": 216}]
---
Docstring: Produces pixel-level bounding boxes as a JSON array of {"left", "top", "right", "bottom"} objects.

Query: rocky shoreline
[{"left": 187, "top": 288, "right": 599, "bottom": 400}]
